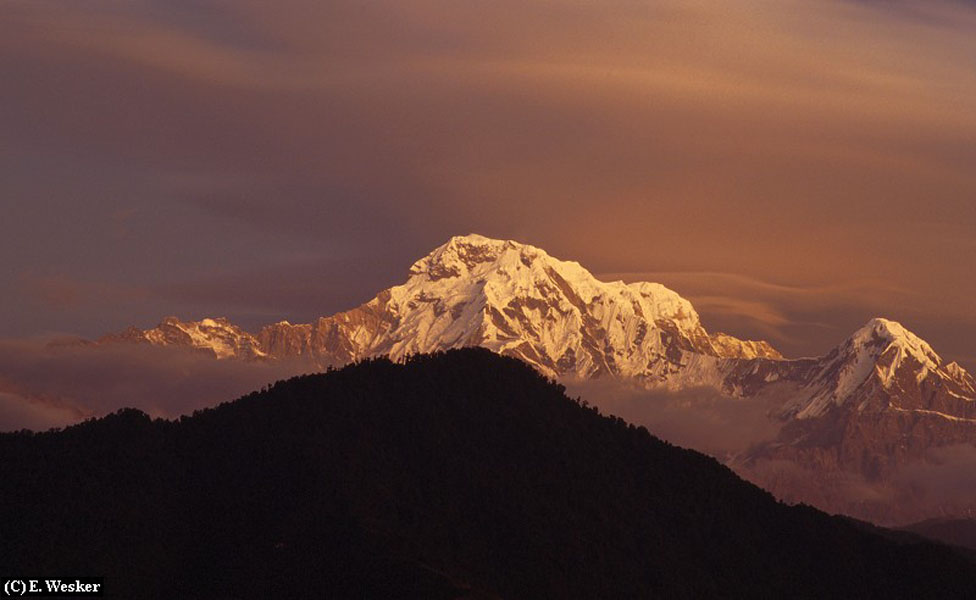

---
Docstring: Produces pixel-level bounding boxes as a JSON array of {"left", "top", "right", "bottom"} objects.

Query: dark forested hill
[{"left": 2, "top": 348, "right": 975, "bottom": 599}]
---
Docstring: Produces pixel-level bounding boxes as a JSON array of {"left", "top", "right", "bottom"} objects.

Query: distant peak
[
  {"left": 846, "top": 316, "right": 942, "bottom": 370},
  {"left": 199, "top": 317, "right": 232, "bottom": 327},
  {"left": 946, "top": 361, "right": 967, "bottom": 376},
  {"left": 160, "top": 316, "right": 231, "bottom": 328},
  {"left": 409, "top": 234, "right": 553, "bottom": 281},
  {"left": 444, "top": 234, "right": 541, "bottom": 255},
  {"left": 856, "top": 317, "right": 909, "bottom": 339},
  {"left": 851, "top": 318, "right": 930, "bottom": 348},
  {"left": 447, "top": 233, "right": 501, "bottom": 245},
  {"left": 945, "top": 361, "right": 974, "bottom": 384}
]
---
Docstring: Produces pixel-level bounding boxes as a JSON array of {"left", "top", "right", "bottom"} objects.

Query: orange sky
[{"left": 1, "top": 0, "right": 975, "bottom": 371}]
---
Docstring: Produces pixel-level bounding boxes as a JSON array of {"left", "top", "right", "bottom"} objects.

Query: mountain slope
[{"left": 2, "top": 349, "right": 975, "bottom": 599}]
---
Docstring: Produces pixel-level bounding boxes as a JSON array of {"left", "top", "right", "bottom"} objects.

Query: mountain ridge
[
  {"left": 91, "top": 234, "right": 972, "bottom": 408},
  {"left": 79, "top": 234, "right": 976, "bottom": 524}
]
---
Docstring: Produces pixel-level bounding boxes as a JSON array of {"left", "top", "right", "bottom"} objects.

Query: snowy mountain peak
[
  {"left": 851, "top": 317, "right": 928, "bottom": 348},
  {"left": 255, "top": 235, "right": 778, "bottom": 384},
  {"left": 792, "top": 318, "right": 950, "bottom": 419},
  {"left": 946, "top": 361, "right": 973, "bottom": 382},
  {"left": 944, "top": 361, "right": 976, "bottom": 395},
  {"left": 406, "top": 234, "right": 701, "bottom": 328},
  {"left": 409, "top": 234, "right": 575, "bottom": 284},
  {"left": 382, "top": 235, "right": 727, "bottom": 378},
  {"left": 848, "top": 317, "right": 942, "bottom": 367}
]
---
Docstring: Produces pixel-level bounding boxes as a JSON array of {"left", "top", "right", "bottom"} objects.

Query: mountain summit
[
  {"left": 181, "top": 234, "right": 777, "bottom": 383},
  {"left": 779, "top": 317, "right": 962, "bottom": 420}
]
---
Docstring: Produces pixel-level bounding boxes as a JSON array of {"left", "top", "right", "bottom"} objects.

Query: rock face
[{"left": 93, "top": 234, "right": 976, "bottom": 524}]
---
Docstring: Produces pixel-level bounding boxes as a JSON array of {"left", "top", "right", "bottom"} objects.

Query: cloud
[
  {"left": 738, "top": 443, "right": 976, "bottom": 525},
  {"left": 569, "top": 377, "right": 976, "bottom": 525},
  {"left": 565, "top": 378, "right": 782, "bottom": 460},
  {"left": 894, "top": 443, "right": 976, "bottom": 503},
  {"left": 0, "top": 339, "right": 312, "bottom": 432},
  {"left": 0, "top": 392, "right": 82, "bottom": 433}
]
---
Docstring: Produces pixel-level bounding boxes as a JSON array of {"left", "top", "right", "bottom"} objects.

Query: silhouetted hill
[{"left": 2, "top": 348, "right": 975, "bottom": 598}]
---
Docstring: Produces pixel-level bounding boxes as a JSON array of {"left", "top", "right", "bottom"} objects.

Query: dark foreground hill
[{"left": 2, "top": 349, "right": 975, "bottom": 599}]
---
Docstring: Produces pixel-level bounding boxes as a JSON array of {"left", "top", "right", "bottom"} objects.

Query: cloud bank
[
  {"left": 565, "top": 378, "right": 783, "bottom": 459},
  {"left": 570, "top": 376, "right": 976, "bottom": 525},
  {"left": 0, "top": 340, "right": 311, "bottom": 431}
]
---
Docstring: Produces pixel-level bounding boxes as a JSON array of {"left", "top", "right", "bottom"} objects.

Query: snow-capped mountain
[
  {"left": 783, "top": 317, "right": 975, "bottom": 420},
  {"left": 717, "top": 317, "right": 976, "bottom": 421},
  {"left": 97, "top": 235, "right": 971, "bottom": 413},
  {"left": 114, "top": 235, "right": 779, "bottom": 382},
  {"left": 91, "top": 234, "right": 976, "bottom": 523},
  {"left": 98, "top": 316, "right": 267, "bottom": 360},
  {"left": 730, "top": 318, "right": 976, "bottom": 524},
  {"left": 255, "top": 234, "right": 779, "bottom": 381}
]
